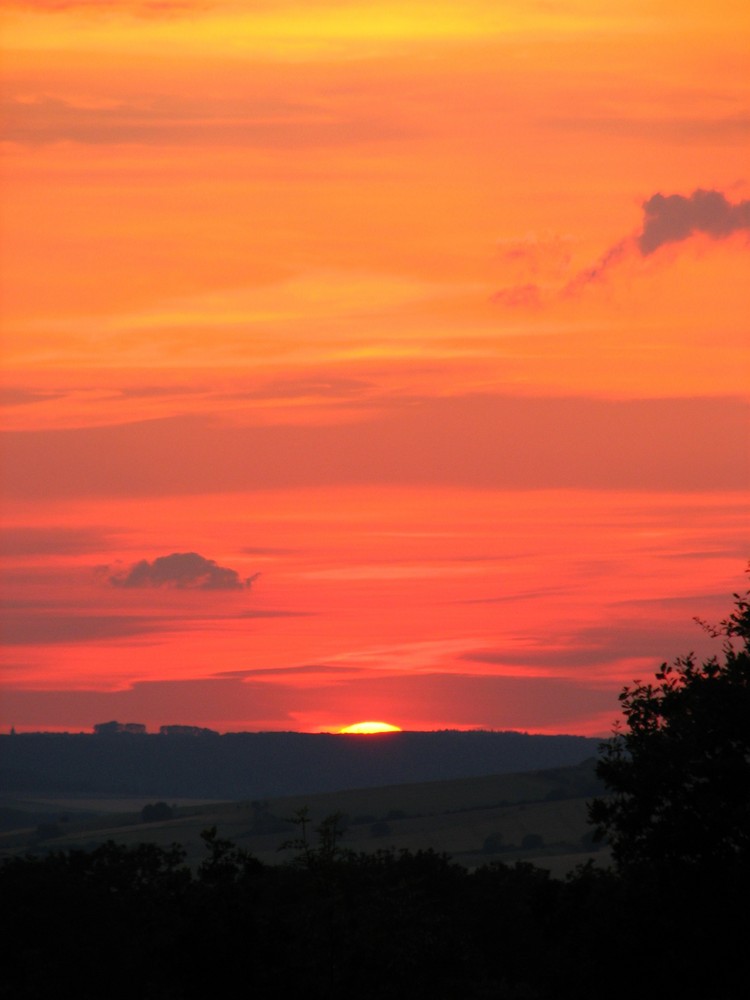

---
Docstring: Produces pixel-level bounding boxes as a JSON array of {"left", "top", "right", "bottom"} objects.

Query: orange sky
[{"left": 1, "top": 0, "right": 748, "bottom": 735}]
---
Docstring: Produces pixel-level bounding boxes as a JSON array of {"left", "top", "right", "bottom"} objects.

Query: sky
[{"left": 1, "top": 0, "right": 748, "bottom": 736}]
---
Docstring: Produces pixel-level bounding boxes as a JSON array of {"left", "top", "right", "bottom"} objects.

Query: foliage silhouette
[
  {"left": 140, "top": 800, "right": 173, "bottom": 823},
  {"left": 589, "top": 584, "right": 750, "bottom": 881}
]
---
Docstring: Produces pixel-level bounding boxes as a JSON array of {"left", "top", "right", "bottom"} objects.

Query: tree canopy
[{"left": 589, "top": 585, "right": 750, "bottom": 881}]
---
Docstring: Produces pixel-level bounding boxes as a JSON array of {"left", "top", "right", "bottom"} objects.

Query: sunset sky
[{"left": 1, "top": 0, "right": 748, "bottom": 736}]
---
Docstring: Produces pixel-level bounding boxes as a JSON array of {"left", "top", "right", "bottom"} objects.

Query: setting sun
[{"left": 339, "top": 722, "right": 402, "bottom": 735}]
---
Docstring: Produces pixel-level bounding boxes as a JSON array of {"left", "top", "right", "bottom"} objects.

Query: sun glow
[{"left": 339, "top": 721, "right": 402, "bottom": 734}]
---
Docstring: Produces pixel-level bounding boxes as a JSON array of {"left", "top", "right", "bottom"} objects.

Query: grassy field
[{"left": 0, "top": 758, "right": 609, "bottom": 875}]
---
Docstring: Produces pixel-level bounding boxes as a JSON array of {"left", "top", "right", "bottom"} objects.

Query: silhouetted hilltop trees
[
  {"left": 158, "top": 725, "right": 219, "bottom": 737},
  {"left": 93, "top": 720, "right": 147, "bottom": 735},
  {"left": 0, "top": 730, "right": 599, "bottom": 799}
]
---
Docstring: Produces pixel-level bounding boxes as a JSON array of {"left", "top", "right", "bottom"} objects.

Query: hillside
[
  {"left": 0, "top": 756, "right": 608, "bottom": 875},
  {"left": 0, "top": 729, "right": 601, "bottom": 799}
]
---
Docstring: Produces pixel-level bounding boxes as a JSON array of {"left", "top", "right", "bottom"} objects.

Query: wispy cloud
[
  {"left": 564, "top": 188, "right": 750, "bottom": 294},
  {"left": 490, "top": 283, "right": 542, "bottom": 309},
  {"left": 0, "top": 526, "right": 112, "bottom": 556},
  {"left": 0, "top": 1, "right": 213, "bottom": 15},
  {"left": 213, "top": 664, "right": 357, "bottom": 678},
  {"left": 1, "top": 94, "right": 404, "bottom": 147},
  {"left": 3, "top": 613, "right": 167, "bottom": 645},
  {"left": 4, "top": 395, "right": 747, "bottom": 498},
  {"left": 496, "top": 188, "right": 750, "bottom": 305}
]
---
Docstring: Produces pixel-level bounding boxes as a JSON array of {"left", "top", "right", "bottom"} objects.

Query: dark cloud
[
  {"left": 638, "top": 188, "right": 750, "bottom": 255},
  {"left": 558, "top": 188, "right": 750, "bottom": 295},
  {"left": 213, "top": 664, "right": 356, "bottom": 678},
  {"left": 109, "top": 552, "right": 255, "bottom": 590}
]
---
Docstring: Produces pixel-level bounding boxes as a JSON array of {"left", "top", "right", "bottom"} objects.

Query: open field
[{"left": 0, "top": 758, "right": 609, "bottom": 874}]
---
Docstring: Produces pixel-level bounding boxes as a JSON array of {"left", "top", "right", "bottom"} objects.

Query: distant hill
[
  {"left": 0, "top": 756, "right": 607, "bottom": 875},
  {"left": 0, "top": 730, "right": 601, "bottom": 800}
]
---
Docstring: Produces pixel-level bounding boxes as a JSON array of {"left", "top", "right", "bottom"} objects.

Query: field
[{"left": 0, "top": 758, "right": 608, "bottom": 875}]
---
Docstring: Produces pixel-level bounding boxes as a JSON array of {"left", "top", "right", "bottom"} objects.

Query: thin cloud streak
[
  {"left": 496, "top": 188, "right": 750, "bottom": 305},
  {"left": 3, "top": 395, "right": 746, "bottom": 498}
]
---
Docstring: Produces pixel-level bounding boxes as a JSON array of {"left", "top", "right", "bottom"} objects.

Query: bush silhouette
[
  {"left": 140, "top": 801, "right": 174, "bottom": 823},
  {"left": 589, "top": 584, "right": 750, "bottom": 881}
]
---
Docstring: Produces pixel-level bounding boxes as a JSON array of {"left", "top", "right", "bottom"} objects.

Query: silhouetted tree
[
  {"left": 280, "top": 808, "right": 350, "bottom": 870},
  {"left": 481, "top": 831, "right": 505, "bottom": 854},
  {"left": 589, "top": 584, "right": 750, "bottom": 881},
  {"left": 197, "top": 825, "right": 261, "bottom": 885},
  {"left": 140, "top": 801, "right": 173, "bottom": 823},
  {"left": 369, "top": 819, "right": 391, "bottom": 838},
  {"left": 521, "top": 833, "right": 544, "bottom": 850}
]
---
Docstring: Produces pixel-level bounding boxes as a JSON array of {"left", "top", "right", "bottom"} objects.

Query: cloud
[
  {"left": 0, "top": 1, "right": 212, "bottom": 15},
  {"left": 3, "top": 395, "right": 747, "bottom": 497},
  {"left": 229, "top": 376, "right": 376, "bottom": 402},
  {"left": 2, "top": 613, "right": 167, "bottom": 645},
  {"left": 490, "top": 283, "right": 542, "bottom": 309},
  {"left": 460, "top": 605, "right": 733, "bottom": 682},
  {"left": 109, "top": 552, "right": 255, "bottom": 590},
  {"left": 2, "top": 604, "right": 307, "bottom": 648},
  {"left": 544, "top": 188, "right": 750, "bottom": 297},
  {"left": 0, "top": 388, "right": 64, "bottom": 406},
  {"left": 638, "top": 189, "right": 750, "bottom": 255},
  {"left": 213, "top": 664, "right": 356, "bottom": 678},
  {"left": 561, "top": 239, "right": 629, "bottom": 296},
  {"left": 241, "top": 545, "right": 299, "bottom": 555},
  {"left": 1, "top": 95, "right": 404, "bottom": 148},
  {"left": 0, "top": 526, "right": 111, "bottom": 556}
]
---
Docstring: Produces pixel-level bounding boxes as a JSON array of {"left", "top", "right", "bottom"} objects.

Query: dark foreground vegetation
[
  {"left": 2, "top": 821, "right": 747, "bottom": 1000},
  {"left": 3, "top": 586, "right": 748, "bottom": 999}
]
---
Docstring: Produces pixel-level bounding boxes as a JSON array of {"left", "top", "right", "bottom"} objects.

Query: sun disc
[{"left": 339, "top": 721, "right": 402, "bottom": 734}]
